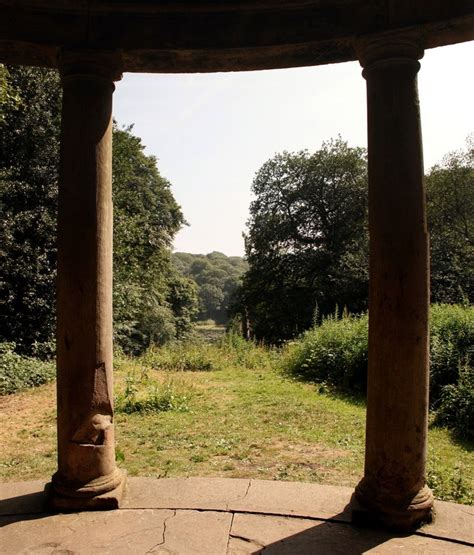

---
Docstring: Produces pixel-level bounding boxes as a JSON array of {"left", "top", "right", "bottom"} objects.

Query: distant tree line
[
  {"left": 172, "top": 252, "right": 247, "bottom": 324},
  {"left": 233, "top": 137, "right": 473, "bottom": 343}
]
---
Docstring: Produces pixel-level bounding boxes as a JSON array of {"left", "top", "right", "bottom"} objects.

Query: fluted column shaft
[
  {"left": 51, "top": 50, "right": 125, "bottom": 510},
  {"left": 355, "top": 35, "right": 434, "bottom": 530}
]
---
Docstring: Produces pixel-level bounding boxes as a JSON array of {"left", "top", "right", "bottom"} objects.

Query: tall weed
[
  {"left": 218, "top": 332, "right": 277, "bottom": 370},
  {"left": 138, "top": 332, "right": 275, "bottom": 373},
  {"left": 140, "top": 342, "right": 216, "bottom": 371}
]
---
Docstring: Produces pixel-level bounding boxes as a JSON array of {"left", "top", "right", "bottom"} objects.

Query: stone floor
[{"left": 1, "top": 478, "right": 473, "bottom": 554}]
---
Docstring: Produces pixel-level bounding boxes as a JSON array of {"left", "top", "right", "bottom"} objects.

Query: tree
[
  {"left": 1, "top": 67, "right": 197, "bottom": 355},
  {"left": 0, "top": 65, "right": 21, "bottom": 123},
  {"left": 112, "top": 123, "right": 197, "bottom": 352},
  {"left": 0, "top": 66, "right": 61, "bottom": 353},
  {"left": 239, "top": 138, "right": 368, "bottom": 343},
  {"left": 426, "top": 136, "right": 474, "bottom": 304}
]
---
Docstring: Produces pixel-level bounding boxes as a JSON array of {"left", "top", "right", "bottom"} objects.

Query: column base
[
  {"left": 47, "top": 469, "right": 127, "bottom": 512},
  {"left": 353, "top": 478, "right": 434, "bottom": 531}
]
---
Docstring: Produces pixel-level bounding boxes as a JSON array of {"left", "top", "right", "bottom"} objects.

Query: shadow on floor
[
  {"left": 0, "top": 489, "right": 51, "bottom": 526},
  {"left": 249, "top": 519, "right": 404, "bottom": 554},
  {"left": 231, "top": 501, "right": 407, "bottom": 555}
]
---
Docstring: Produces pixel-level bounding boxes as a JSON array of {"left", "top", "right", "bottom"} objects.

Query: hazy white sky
[{"left": 113, "top": 41, "right": 473, "bottom": 257}]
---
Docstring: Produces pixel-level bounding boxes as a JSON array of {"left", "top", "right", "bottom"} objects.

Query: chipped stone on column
[
  {"left": 50, "top": 50, "right": 126, "bottom": 511},
  {"left": 353, "top": 32, "right": 434, "bottom": 530}
]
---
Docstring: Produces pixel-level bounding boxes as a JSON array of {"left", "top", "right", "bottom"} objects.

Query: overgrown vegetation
[
  {"left": 282, "top": 311, "right": 368, "bottom": 394},
  {"left": 0, "top": 342, "right": 54, "bottom": 395},
  {"left": 134, "top": 332, "right": 276, "bottom": 373},
  {"left": 282, "top": 304, "right": 473, "bottom": 440},
  {"left": 430, "top": 303, "right": 474, "bottom": 440}
]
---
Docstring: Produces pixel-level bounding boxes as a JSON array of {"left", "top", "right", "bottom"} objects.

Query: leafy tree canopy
[
  {"left": 238, "top": 135, "right": 473, "bottom": 344},
  {"left": 1, "top": 66, "right": 197, "bottom": 355},
  {"left": 238, "top": 138, "right": 369, "bottom": 342},
  {"left": 1, "top": 66, "right": 61, "bottom": 353},
  {"left": 426, "top": 136, "right": 474, "bottom": 304},
  {"left": 112, "top": 124, "right": 198, "bottom": 352}
]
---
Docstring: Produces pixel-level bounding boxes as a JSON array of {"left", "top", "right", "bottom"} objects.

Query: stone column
[
  {"left": 354, "top": 35, "right": 433, "bottom": 530},
  {"left": 50, "top": 50, "right": 126, "bottom": 510}
]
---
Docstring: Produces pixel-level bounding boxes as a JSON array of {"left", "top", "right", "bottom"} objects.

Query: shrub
[
  {"left": 429, "top": 304, "right": 473, "bottom": 408},
  {"left": 282, "top": 304, "right": 473, "bottom": 439},
  {"left": 434, "top": 364, "right": 474, "bottom": 441},
  {"left": 429, "top": 304, "right": 473, "bottom": 440},
  {"left": 0, "top": 342, "right": 55, "bottom": 395},
  {"left": 282, "top": 313, "right": 368, "bottom": 394}
]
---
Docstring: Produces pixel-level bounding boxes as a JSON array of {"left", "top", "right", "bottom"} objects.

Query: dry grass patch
[{"left": 0, "top": 382, "right": 56, "bottom": 480}]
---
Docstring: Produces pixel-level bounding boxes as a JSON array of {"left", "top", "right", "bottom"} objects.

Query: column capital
[
  {"left": 58, "top": 49, "right": 123, "bottom": 85},
  {"left": 355, "top": 31, "right": 424, "bottom": 75}
]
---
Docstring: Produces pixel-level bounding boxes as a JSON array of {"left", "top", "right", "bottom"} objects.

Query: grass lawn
[{"left": 0, "top": 343, "right": 472, "bottom": 505}]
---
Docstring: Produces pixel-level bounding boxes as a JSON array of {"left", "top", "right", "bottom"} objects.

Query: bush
[
  {"left": 0, "top": 342, "right": 55, "bottom": 395},
  {"left": 434, "top": 365, "right": 474, "bottom": 441},
  {"left": 429, "top": 304, "right": 473, "bottom": 407},
  {"left": 282, "top": 314, "right": 368, "bottom": 394},
  {"left": 282, "top": 304, "right": 473, "bottom": 438}
]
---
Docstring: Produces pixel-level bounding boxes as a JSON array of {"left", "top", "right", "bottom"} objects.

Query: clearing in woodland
[{"left": 0, "top": 339, "right": 472, "bottom": 506}]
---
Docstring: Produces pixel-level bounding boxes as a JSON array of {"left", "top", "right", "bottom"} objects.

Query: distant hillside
[{"left": 173, "top": 252, "right": 248, "bottom": 324}]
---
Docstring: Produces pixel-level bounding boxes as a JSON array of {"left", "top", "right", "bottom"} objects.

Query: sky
[{"left": 113, "top": 41, "right": 473, "bottom": 257}]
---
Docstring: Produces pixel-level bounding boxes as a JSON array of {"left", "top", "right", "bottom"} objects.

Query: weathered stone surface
[
  {"left": 123, "top": 478, "right": 354, "bottom": 521},
  {"left": 0, "top": 509, "right": 232, "bottom": 554},
  {"left": 1, "top": 509, "right": 174, "bottom": 554},
  {"left": 419, "top": 499, "right": 474, "bottom": 545},
  {"left": 123, "top": 477, "right": 251, "bottom": 511},
  {"left": 0, "top": 2, "right": 473, "bottom": 72},
  {"left": 0, "top": 481, "right": 47, "bottom": 516},
  {"left": 158, "top": 510, "right": 232, "bottom": 554},
  {"left": 355, "top": 34, "right": 433, "bottom": 531},
  {"left": 229, "top": 513, "right": 473, "bottom": 554},
  {"left": 1, "top": 479, "right": 472, "bottom": 554},
  {"left": 229, "top": 480, "right": 354, "bottom": 522}
]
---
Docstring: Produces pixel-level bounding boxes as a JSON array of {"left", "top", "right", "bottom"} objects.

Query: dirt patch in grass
[{"left": 0, "top": 382, "right": 56, "bottom": 480}]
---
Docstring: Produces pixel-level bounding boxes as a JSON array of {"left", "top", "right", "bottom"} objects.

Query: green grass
[{"left": 1, "top": 338, "right": 472, "bottom": 505}]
